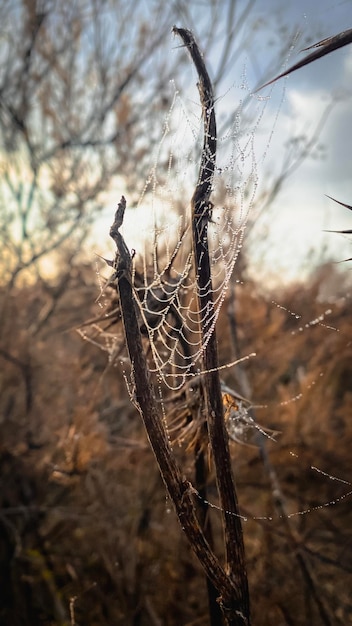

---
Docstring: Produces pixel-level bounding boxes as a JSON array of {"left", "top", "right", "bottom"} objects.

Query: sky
[
  {"left": 245, "top": 0, "right": 352, "bottom": 284},
  {"left": 92, "top": 0, "right": 352, "bottom": 287}
]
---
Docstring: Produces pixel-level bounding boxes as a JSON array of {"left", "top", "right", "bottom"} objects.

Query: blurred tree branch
[
  {"left": 0, "top": 0, "right": 180, "bottom": 286},
  {"left": 0, "top": 0, "right": 312, "bottom": 289}
]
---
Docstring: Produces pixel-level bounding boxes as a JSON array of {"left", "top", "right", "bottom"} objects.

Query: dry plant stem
[
  {"left": 173, "top": 27, "right": 250, "bottom": 624},
  {"left": 109, "top": 197, "right": 240, "bottom": 612},
  {"left": 194, "top": 437, "right": 223, "bottom": 625}
]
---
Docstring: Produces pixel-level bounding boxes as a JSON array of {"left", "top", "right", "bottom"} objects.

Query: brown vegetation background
[{"left": 0, "top": 260, "right": 351, "bottom": 626}]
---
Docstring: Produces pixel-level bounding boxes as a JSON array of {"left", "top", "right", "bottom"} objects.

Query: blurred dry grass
[{"left": 0, "top": 262, "right": 351, "bottom": 625}]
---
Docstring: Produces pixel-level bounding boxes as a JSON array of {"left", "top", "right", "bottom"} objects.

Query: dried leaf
[
  {"left": 325, "top": 195, "right": 352, "bottom": 212},
  {"left": 323, "top": 230, "right": 352, "bottom": 234},
  {"left": 257, "top": 28, "right": 352, "bottom": 90}
]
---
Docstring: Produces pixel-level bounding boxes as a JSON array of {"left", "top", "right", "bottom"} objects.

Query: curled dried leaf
[{"left": 257, "top": 28, "right": 352, "bottom": 90}]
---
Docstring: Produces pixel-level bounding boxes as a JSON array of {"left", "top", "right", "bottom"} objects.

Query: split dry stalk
[
  {"left": 109, "top": 27, "right": 250, "bottom": 626},
  {"left": 109, "top": 197, "right": 244, "bottom": 623},
  {"left": 173, "top": 27, "right": 250, "bottom": 622}
]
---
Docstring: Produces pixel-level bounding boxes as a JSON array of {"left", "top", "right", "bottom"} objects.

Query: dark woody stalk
[{"left": 108, "top": 26, "right": 251, "bottom": 625}]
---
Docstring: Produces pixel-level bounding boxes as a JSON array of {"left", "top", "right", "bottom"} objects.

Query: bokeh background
[{"left": 0, "top": 1, "right": 351, "bottom": 624}]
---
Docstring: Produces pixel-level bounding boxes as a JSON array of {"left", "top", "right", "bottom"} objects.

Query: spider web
[
  {"left": 84, "top": 78, "right": 271, "bottom": 391},
  {"left": 79, "top": 67, "right": 352, "bottom": 525}
]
